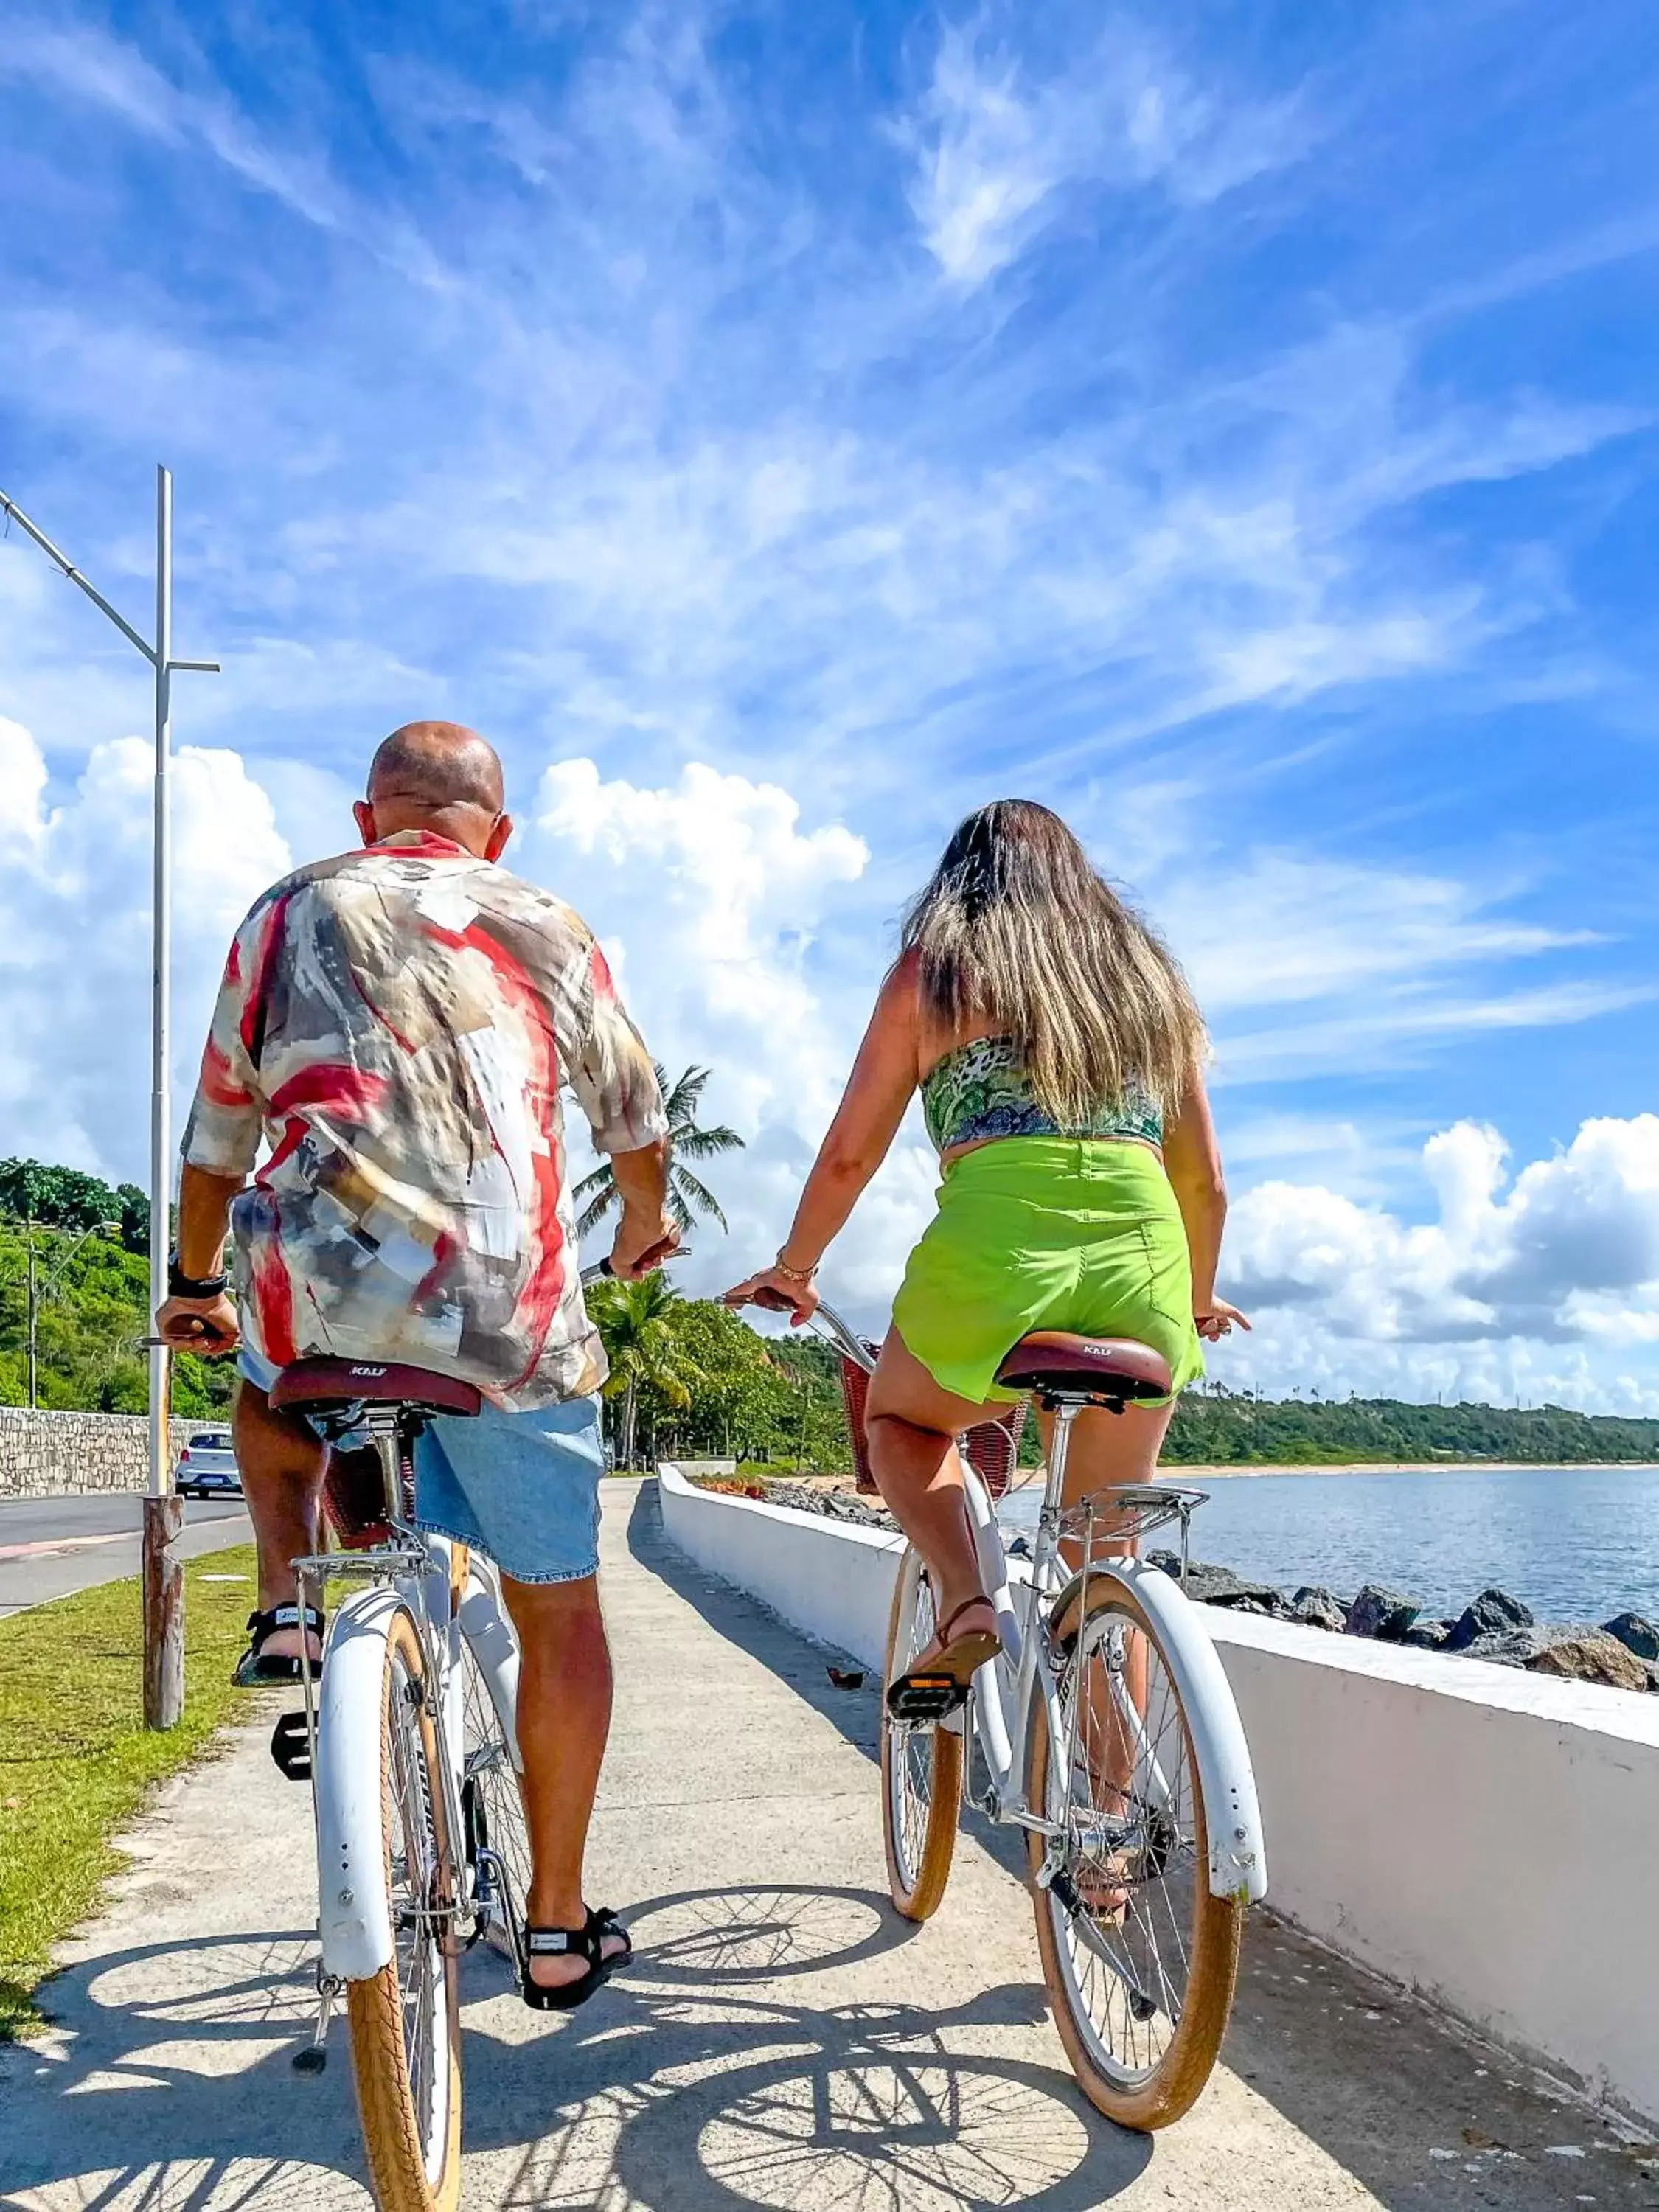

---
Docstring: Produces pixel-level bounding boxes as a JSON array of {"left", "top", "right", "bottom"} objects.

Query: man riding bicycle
[{"left": 156, "top": 719, "right": 675, "bottom": 2008}]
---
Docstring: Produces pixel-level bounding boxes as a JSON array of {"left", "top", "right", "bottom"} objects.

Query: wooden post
[{"left": 143, "top": 1492, "right": 184, "bottom": 1730}]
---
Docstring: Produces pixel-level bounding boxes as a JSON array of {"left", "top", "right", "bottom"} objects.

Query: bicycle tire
[
  {"left": 347, "top": 1607, "right": 463, "bottom": 2212},
  {"left": 1025, "top": 1574, "right": 1242, "bottom": 2131},
  {"left": 880, "top": 1547, "right": 963, "bottom": 1921}
]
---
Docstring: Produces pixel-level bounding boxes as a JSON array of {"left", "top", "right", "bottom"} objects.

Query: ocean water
[{"left": 999, "top": 1464, "right": 1659, "bottom": 1625}]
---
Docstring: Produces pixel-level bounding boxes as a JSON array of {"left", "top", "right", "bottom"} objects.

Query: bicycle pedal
[
  {"left": 886, "top": 1674, "right": 967, "bottom": 1723},
  {"left": 270, "top": 1710, "right": 313, "bottom": 1782}
]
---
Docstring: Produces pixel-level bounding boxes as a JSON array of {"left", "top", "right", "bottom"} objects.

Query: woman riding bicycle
[{"left": 726, "top": 798, "right": 1248, "bottom": 1708}]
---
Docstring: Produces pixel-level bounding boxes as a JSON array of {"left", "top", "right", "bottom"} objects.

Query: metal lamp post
[
  {"left": 24, "top": 1219, "right": 122, "bottom": 1408},
  {"left": 0, "top": 467, "right": 218, "bottom": 1729}
]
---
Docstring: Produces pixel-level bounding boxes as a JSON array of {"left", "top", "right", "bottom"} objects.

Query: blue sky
[{"left": 2, "top": 0, "right": 1657, "bottom": 1408}]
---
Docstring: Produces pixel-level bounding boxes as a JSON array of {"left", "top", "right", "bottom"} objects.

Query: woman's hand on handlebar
[
  {"left": 723, "top": 1265, "right": 820, "bottom": 1327},
  {"left": 1194, "top": 1296, "right": 1251, "bottom": 1343}
]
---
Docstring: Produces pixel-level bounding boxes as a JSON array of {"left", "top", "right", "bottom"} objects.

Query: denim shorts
[{"left": 237, "top": 1345, "right": 606, "bottom": 1586}]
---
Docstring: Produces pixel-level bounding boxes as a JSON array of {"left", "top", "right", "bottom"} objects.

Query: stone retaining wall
[{"left": 0, "top": 1407, "right": 198, "bottom": 1498}]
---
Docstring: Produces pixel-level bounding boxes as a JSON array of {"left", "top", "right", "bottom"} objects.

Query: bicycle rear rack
[{"left": 1060, "top": 1484, "right": 1208, "bottom": 1577}]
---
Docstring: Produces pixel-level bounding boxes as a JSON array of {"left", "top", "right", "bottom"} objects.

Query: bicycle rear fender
[
  {"left": 1054, "top": 1559, "right": 1269, "bottom": 1904},
  {"left": 314, "top": 1585, "right": 408, "bottom": 1981}
]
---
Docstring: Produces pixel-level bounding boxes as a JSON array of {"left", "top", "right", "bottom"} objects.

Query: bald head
[
  {"left": 369, "top": 721, "right": 504, "bottom": 812},
  {"left": 356, "top": 721, "right": 512, "bottom": 861}
]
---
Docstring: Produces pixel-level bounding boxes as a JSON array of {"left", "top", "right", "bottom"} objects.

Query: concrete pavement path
[
  {"left": 0, "top": 1494, "right": 252, "bottom": 1617},
  {"left": 1, "top": 1478, "right": 1653, "bottom": 2211}
]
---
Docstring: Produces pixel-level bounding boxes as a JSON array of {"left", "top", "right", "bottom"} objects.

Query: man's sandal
[
  {"left": 232, "top": 1604, "right": 325, "bottom": 1687},
  {"left": 519, "top": 1907, "right": 632, "bottom": 2013},
  {"left": 885, "top": 1596, "right": 1002, "bottom": 1723}
]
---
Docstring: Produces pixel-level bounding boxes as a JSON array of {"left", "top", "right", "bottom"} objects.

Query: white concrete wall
[
  {"left": 659, "top": 1464, "right": 902, "bottom": 1668},
  {"left": 655, "top": 1464, "right": 1659, "bottom": 2124},
  {"left": 1208, "top": 1609, "right": 1659, "bottom": 2125}
]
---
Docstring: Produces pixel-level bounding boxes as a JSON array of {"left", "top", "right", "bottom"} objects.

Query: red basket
[
  {"left": 321, "top": 1441, "right": 407, "bottom": 1551},
  {"left": 838, "top": 1351, "right": 1027, "bottom": 1500}
]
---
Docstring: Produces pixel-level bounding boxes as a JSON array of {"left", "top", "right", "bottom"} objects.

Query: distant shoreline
[{"left": 1159, "top": 1459, "right": 1659, "bottom": 1480}]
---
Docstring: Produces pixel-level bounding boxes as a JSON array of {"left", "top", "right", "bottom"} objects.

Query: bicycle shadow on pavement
[
  {"left": 626, "top": 1488, "right": 1659, "bottom": 2212},
  {"left": 0, "top": 1888, "right": 1155, "bottom": 2211},
  {"left": 458, "top": 1878, "right": 1155, "bottom": 2210},
  {"left": 0, "top": 1927, "right": 369, "bottom": 2208}
]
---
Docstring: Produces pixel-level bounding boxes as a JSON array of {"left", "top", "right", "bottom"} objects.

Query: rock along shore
[{"left": 688, "top": 1476, "right": 1658, "bottom": 1695}]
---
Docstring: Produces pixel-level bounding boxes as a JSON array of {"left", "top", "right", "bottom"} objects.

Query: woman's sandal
[
  {"left": 519, "top": 1906, "right": 633, "bottom": 2013},
  {"left": 1068, "top": 1853, "right": 1133, "bottom": 1927},
  {"left": 886, "top": 1596, "right": 1002, "bottom": 1722},
  {"left": 232, "top": 1604, "right": 325, "bottom": 1687}
]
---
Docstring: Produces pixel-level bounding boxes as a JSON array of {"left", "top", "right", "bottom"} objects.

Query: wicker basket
[{"left": 838, "top": 1349, "right": 1027, "bottom": 1499}]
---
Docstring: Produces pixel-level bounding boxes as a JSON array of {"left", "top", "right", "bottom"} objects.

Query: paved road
[
  {"left": 1, "top": 1478, "right": 1653, "bottom": 2211},
  {"left": 0, "top": 1493, "right": 252, "bottom": 1616}
]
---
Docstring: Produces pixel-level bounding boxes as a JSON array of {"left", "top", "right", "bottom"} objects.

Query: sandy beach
[{"left": 1163, "top": 1459, "right": 1659, "bottom": 1479}]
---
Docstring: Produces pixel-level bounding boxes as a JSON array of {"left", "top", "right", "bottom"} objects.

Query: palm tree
[
  {"left": 575, "top": 1062, "right": 744, "bottom": 1237},
  {"left": 586, "top": 1271, "right": 704, "bottom": 1468}
]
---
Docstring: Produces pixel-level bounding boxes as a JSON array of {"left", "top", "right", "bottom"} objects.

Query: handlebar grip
[{"left": 579, "top": 1248, "right": 689, "bottom": 1289}]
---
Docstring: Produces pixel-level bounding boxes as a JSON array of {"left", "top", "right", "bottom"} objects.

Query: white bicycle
[
  {"left": 796, "top": 1299, "right": 1269, "bottom": 2132},
  {"left": 268, "top": 1260, "right": 616, "bottom": 2212}
]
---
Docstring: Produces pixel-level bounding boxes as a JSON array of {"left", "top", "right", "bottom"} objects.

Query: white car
[{"left": 174, "top": 1429, "right": 243, "bottom": 1499}]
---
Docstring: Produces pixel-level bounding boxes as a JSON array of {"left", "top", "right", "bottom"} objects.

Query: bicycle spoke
[{"left": 1046, "top": 1603, "right": 1203, "bottom": 2084}]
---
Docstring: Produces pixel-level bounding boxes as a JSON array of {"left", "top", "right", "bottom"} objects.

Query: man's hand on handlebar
[
  {"left": 154, "top": 1293, "right": 241, "bottom": 1357},
  {"left": 722, "top": 1265, "right": 820, "bottom": 1328},
  {"left": 608, "top": 1206, "right": 682, "bottom": 1281}
]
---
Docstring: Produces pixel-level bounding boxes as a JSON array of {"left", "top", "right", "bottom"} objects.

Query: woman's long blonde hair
[{"left": 900, "top": 799, "right": 1206, "bottom": 1123}]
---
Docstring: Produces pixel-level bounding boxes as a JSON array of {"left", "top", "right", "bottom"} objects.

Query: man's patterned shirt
[{"left": 181, "top": 831, "right": 665, "bottom": 1408}]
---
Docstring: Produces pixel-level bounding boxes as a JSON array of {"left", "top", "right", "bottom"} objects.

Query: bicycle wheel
[
  {"left": 1025, "top": 1575, "right": 1242, "bottom": 2131},
  {"left": 880, "top": 1547, "right": 963, "bottom": 1921},
  {"left": 460, "top": 1621, "right": 530, "bottom": 1961},
  {"left": 347, "top": 1608, "right": 463, "bottom": 2212}
]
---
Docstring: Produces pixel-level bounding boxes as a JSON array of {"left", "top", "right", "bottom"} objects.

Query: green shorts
[{"left": 891, "top": 1136, "right": 1206, "bottom": 1408}]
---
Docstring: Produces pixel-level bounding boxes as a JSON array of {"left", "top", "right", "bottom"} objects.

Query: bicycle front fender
[
  {"left": 314, "top": 1585, "right": 410, "bottom": 1981},
  {"left": 1054, "top": 1560, "right": 1269, "bottom": 1904}
]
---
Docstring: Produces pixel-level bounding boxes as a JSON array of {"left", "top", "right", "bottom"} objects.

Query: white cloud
[
  {"left": 1221, "top": 1116, "right": 1659, "bottom": 1410},
  {"left": 529, "top": 757, "right": 867, "bottom": 1119},
  {"left": 898, "top": 18, "right": 1308, "bottom": 287},
  {"left": 0, "top": 717, "right": 291, "bottom": 1174},
  {"left": 523, "top": 757, "right": 912, "bottom": 1296}
]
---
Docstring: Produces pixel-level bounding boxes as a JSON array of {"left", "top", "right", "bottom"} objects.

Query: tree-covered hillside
[
  {"left": 1164, "top": 1386, "right": 1659, "bottom": 1466},
  {"left": 0, "top": 1158, "right": 228, "bottom": 1417}
]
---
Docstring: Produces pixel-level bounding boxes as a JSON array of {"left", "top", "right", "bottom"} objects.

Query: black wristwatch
[{"left": 167, "top": 1256, "right": 230, "bottom": 1301}]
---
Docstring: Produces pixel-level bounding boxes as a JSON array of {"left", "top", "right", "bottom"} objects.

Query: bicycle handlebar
[
  {"left": 577, "top": 1251, "right": 692, "bottom": 1290},
  {"left": 721, "top": 1284, "right": 877, "bottom": 1375}
]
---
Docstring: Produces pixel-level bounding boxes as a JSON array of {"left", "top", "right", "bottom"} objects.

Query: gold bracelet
[{"left": 773, "top": 1248, "right": 818, "bottom": 1284}]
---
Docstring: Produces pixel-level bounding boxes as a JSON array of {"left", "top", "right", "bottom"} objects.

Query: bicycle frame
[
  {"left": 290, "top": 1411, "right": 513, "bottom": 1992},
  {"left": 807, "top": 1297, "right": 1267, "bottom": 1904},
  {"left": 288, "top": 1256, "right": 619, "bottom": 2009}
]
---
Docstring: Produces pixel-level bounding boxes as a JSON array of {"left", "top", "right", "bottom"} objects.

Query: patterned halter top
[{"left": 921, "top": 1034, "right": 1164, "bottom": 1155}]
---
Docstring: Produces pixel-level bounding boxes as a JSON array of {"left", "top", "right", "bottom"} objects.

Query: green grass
[{"left": 0, "top": 1545, "right": 258, "bottom": 2038}]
